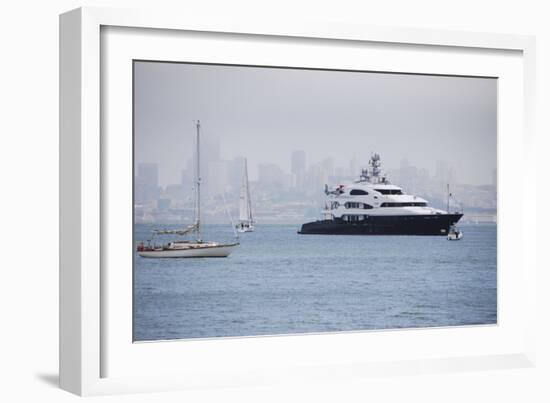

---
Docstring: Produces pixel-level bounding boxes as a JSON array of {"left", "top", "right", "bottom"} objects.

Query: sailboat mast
[
  {"left": 245, "top": 158, "right": 253, "bottom": 222},
  {"left": 196, "top": 120, "right": 202, "bottom": 241}
]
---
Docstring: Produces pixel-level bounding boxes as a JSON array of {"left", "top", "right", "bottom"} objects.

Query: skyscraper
[
  {"left": 434, "top": 159, "right": 457, "bottom": 191},
  {"left": 184, "top": 129, "right": 222, "bottom": 196},
  {"left": 137, "top": 163, "right": 159, "bottom": 188},
  {"left": 291, "top": 150, "right": 306, "bottom": 188},
  {"left": 349, "top": 158, "right": 358, "bottom": 179},
  {"left": 258, "top": 163, "right": 284, "bottom": 187},
  {"left": 135, "top": 162, "right": 160, "bottom": 204},
  {"left": 320, "top": 157, "right": 334, "bottom": 178},
  {"left": 227, "top": 156, "right": 246, "bottom": 191},
  {"left": 291, "top": 150, "right": 306, "bottom": 177}
]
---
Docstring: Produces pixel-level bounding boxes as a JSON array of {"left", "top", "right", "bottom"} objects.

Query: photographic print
[{"left": 133, "top": 61, "right": 497, "bottom": 341}]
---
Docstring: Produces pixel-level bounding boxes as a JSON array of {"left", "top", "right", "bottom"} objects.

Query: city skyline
[
  {"left": 135, "top": 146, "right": 494, "bottom": 195},
  {"left": 134, "top": 148, "right": 496, "bottom": 226},
  {"left": 136, "top": 128, "right": 495, "bottom": 189},
  {"left": 134, "top": 62, "right": 497, "bottom": 188},
  {"left": 135, "top": 150, "right": 484, "bottom": 190}
]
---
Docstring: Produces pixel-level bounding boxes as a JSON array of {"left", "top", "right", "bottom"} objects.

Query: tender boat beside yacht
[{"left": 447, "top": 224, "right": 463, "bottom": 240}]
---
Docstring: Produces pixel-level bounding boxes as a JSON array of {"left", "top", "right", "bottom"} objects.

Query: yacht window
[
  {"left": 381, "top": 202, "right": 427, "bottom": 207},
  {"left": 343, "top": 215, "right": 364, "bottom": 222},
  {"left": 345, "top": 202, "right": 372, "bottom": 209},
  {"left": 375, "top": 189, "right": 403, "bottom": 195},
  {"left": 350, "top": 189, "right": 368, "bottom": 195}
]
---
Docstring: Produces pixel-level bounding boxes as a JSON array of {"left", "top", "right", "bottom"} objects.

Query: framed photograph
[{"left": 60, "top": 7, "right": 537, "bottom": 396}]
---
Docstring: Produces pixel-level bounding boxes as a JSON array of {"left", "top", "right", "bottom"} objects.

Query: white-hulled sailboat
[
  {"left": 236, "top": 158, "right": 255, "bottom": 233},
  {"left": 137, "top": 121, "right": 239, "bottom": 258}
]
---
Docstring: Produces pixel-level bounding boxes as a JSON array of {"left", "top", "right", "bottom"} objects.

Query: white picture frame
[{"left": 59, "top": 6, "right": 537, "bottom": 396}]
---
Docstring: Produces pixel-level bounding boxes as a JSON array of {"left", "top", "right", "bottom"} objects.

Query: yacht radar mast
[
  {"left": 370, "top": 153, "right": 382, "bottom": 178},
  {"left": 358, "top": 168, "right": 370, "bottom": 182}
]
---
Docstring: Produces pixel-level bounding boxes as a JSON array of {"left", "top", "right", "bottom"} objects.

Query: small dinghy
[{"left": 447, "top": 224, "right": 463, "bottom": 240}]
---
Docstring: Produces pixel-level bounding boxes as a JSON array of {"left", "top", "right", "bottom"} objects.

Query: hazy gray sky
[{"left": 134, "top": 61, "right": 496, "bottom": 186}]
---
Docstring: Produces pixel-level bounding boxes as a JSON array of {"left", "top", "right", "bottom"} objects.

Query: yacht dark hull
[{"left": 298, "top": 214, "right": 463, "bottom": 235}]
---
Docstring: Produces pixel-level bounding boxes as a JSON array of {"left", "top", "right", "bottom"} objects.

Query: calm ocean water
[{"left": 133, "top": 223, "right": 497, "bottom": 341}]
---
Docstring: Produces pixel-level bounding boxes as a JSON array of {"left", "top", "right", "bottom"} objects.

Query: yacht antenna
[
  {"left": 370, "top": 153, "right": 382, "bottom": 180},
  {"left": 446, "top": 183, "right": 450, "bottom": 214},
  {"left": 359, "top": 168, "right": 369, "bottom": 182}
]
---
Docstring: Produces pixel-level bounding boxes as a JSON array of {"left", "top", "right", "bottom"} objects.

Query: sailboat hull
[
  {"left": 138, "top": 243, "right": 239, "bottom": 258},
  {"left": 236, "top": 225, "right": 254, "bottom": 233},
  {"left": 235, "top": 224, "right": 254, "bottom": 233}
]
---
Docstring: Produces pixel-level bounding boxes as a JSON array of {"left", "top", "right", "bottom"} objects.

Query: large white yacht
[{"left": 298, "top": 154, "right": 462, "bottom": 235}]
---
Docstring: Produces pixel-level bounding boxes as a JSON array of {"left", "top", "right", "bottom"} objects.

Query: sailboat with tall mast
[
  {"left": 236, "top": 158, "right": 255, "bottom": 233},
  {"left": 137, "top": 120, "right": 239, "bottom": 258}
]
